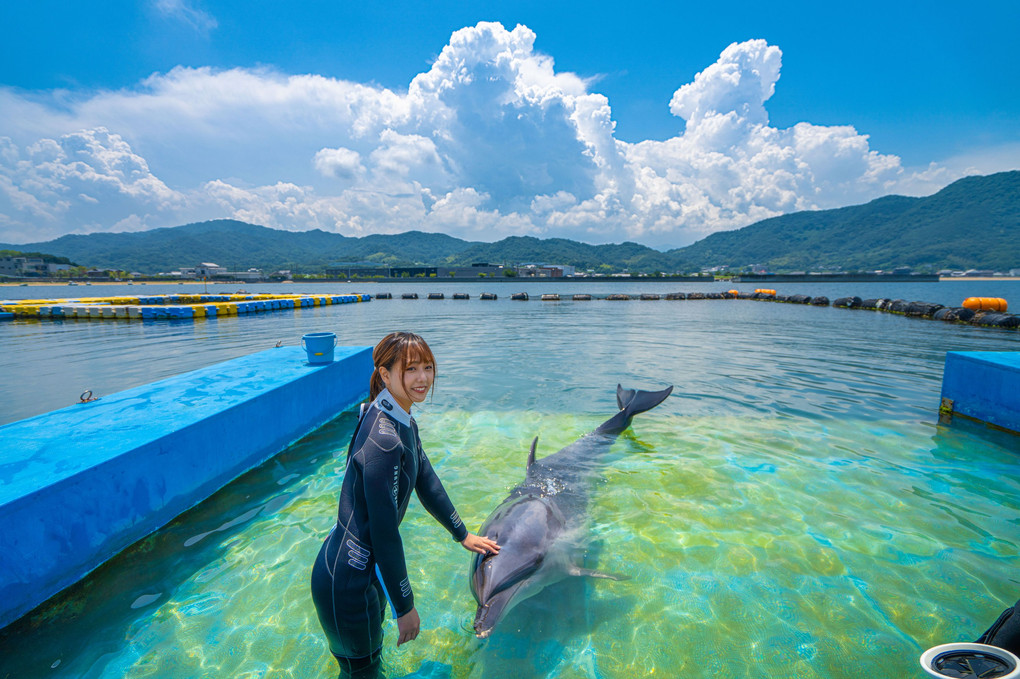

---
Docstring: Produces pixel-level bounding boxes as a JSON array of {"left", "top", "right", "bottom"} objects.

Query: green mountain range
[
  {"left": 667, "top": 171, "right": 1020, "bottom": 272},
  {"left": 1, "top": 223, "right": 476, "bottom": 275},
  {"left": 3, "top": 171, "right": 1017, "bottom": 274}
]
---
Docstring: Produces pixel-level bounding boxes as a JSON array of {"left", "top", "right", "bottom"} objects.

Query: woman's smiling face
[{"left": 381, "top": 359, "right": 434, "bottom": 412}]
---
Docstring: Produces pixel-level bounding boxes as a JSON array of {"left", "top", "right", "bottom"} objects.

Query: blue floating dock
[
  {"left": 0, "top": 344, "right": 372, "bottom": 628},
  {"left": 941, "top": 351, "right": 1020, "bottom": 435}
]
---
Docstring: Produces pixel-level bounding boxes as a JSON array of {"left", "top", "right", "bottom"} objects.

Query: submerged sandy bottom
[{"left": 3, "top": 408, "right": 1016, "bottom": 679}]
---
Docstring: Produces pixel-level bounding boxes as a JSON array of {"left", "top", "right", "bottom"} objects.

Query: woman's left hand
[{"left": 461, "top": 532, "right": 500, "bottom": 555}]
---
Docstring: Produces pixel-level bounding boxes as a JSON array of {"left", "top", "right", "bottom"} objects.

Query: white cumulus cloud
[
  {"left": 314, "top": 147, "right": 363, "bottom": 180},
  {"left": 0, "top": 128, "right": 183, "bottom": 239},
  {"left": 623, "top": 39, "right": 908, "bottom": 239},
  {"left": 0, "top": 23, "right": 1004, "bottom": 248},
  {"left": 670, "top": 39, "right": 781, "bottom": 126}
]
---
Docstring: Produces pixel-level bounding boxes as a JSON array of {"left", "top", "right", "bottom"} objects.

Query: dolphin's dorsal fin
[{"left": 527, "top": 436, "right": 538, "bottom": 468}]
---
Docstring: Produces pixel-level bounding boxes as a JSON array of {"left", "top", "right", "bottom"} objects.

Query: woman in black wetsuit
[{"left": 310, "top": 331, "right": 499, "bottom": 677}]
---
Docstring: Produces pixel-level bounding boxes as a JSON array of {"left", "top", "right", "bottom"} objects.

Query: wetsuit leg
[
  {"left": 311, "top": 532, "right": 387, "bottom": 673},
  {"left": 334, "top": 645, "right": 383, "bottom": 679},
  {"left": 330, "top": 581, "right": 387, "bottom": 678},
  {"left": 976, "top": 598, "right": 1020, "bottom": 656}
]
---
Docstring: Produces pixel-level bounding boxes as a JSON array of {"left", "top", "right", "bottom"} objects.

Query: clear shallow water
[{"left": 1, "top": 280, "right": 1018, "bottom": 678}]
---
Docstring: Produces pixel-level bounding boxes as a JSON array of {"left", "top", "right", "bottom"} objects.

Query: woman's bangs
[{"left": 401, "top": 337, "right": 436, "bottom": 369}]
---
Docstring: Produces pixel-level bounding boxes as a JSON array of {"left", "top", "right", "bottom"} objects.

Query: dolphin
[{"left": 470, "top": 384, "right": 673, "bottom": 638}]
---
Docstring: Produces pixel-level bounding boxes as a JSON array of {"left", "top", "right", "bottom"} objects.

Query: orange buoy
[
  {"left": 728, "top": 289, "right": 739, "bottom": 296},
  {"left": 963, "top": 297, "right": 1008, "bottom": 312}
]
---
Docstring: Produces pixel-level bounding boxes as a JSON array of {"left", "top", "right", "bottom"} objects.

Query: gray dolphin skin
[{"left": 470, "top": 384, "right": 673, "bottom": 638}]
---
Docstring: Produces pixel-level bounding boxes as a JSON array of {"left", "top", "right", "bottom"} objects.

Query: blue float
[
  {"left": 0, "top": 344, "right": 372, "bottom": 628},
  {"left": 941, "top": 351, "right": 1020, "bottom": 435}
]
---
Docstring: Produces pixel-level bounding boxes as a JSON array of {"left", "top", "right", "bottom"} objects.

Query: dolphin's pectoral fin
[
  {"left": 527, "top": 436, "right": 538, "bottom": 468},
  {"left": 567, "top": 565, "right": 631, "bottom": 581}
]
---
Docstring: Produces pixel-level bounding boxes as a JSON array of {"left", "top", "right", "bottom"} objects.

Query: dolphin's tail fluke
[{"left": 595, "top": 384, "right": 673, "bottom": 437}]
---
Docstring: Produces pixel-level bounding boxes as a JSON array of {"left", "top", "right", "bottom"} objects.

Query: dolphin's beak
[{"left": 473, "top": 583, "right": 524, "bottom": 639}]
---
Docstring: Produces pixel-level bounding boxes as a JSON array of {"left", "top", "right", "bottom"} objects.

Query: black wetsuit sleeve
[
  {"left": 360, "top": 429, "right": 415, "bottom": 618},
  {"left": 413, "top": 435, "right": 469, "bottom": 542}
]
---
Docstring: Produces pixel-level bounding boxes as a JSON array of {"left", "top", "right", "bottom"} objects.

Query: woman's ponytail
[{"left": 369, "top": 367, "right": 385, "bottom": 402}]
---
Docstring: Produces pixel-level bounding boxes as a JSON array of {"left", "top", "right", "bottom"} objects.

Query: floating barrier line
[
  {"left": 3, "top": 289, "right": 1015, "bottom": 331},
  {"left": 738, "top": 291, "right": 1018, "bottom": 329},
  {"left": 366, "top": 290, "right": 1020, "bottom": 331},
  {"left": 0, "top": 292, "right": 371, "bottom": 321}
]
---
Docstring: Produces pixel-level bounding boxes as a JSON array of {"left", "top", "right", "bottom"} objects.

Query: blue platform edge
[
  {"left": 941, "top": 351, "right": 1020, "bottom": 434},
  {"left": 0, "top": 344, "right": 373, "bottom": 629}
]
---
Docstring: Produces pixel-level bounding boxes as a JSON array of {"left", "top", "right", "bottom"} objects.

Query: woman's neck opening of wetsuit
[{"left": 379, "top": 359, "right": 435, "bottom": 413}]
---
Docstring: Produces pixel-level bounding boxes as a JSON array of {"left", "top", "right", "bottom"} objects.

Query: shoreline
[
  {"left": 0, "top": 280, "right": 251, "bottom": 287},
  {"left": 3, "top": 276, "right": 1019, "bottom": 288}
]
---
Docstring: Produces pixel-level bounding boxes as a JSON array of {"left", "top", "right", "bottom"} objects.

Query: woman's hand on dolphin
[
  {"left": 461, "top": 532, "right": 500, "bottom": 555},
  {"left": 396, "top": 607, "right": 420, "bottom": 647}
]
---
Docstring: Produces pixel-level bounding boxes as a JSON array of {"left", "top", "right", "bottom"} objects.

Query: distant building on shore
[
  {"left": 0, "top": 256, "right": 70, "bottom": 277},
  {"left": 326, "top": 262, "right": 395, "bottom": 278},
  {"left": 195, "top": 263, "right": 228, "bottom": 278},
  {"left": 441, "top": 264, "right": 505, "bottom": 278},
  {"left": 163, "top": 262, "right": 265, "bottom": 281},
  {"left": 515, "top": 264, "right": 575, "bottom": 277},
  {"left": 325, "top": 262, "right": 506, "bottom": 278}
]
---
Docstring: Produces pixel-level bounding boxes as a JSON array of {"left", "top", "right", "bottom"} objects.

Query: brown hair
[{"left": 369, "top": 332, "right": 437, "bottom": 401}]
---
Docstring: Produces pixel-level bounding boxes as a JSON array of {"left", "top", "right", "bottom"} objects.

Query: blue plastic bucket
[{"left": 301, "top": 332, "right": 337, "bottom": 364}]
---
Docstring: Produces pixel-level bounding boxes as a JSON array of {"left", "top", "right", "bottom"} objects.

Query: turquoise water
[{"left": 1, "top": 280, "right": 1018, "bottom": 678}]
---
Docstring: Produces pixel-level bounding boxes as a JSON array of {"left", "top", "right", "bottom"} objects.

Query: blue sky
[{"left": 1, "top": 0, "right": 1017, "bottom": 247}]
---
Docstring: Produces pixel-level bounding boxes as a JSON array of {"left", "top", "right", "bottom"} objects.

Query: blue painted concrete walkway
[
  {"left": 941, "top": 351, "right": 1020, "bottom": 435},
  {"left": 0, "top": 344, "right": 372, "bottom": 628}
]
